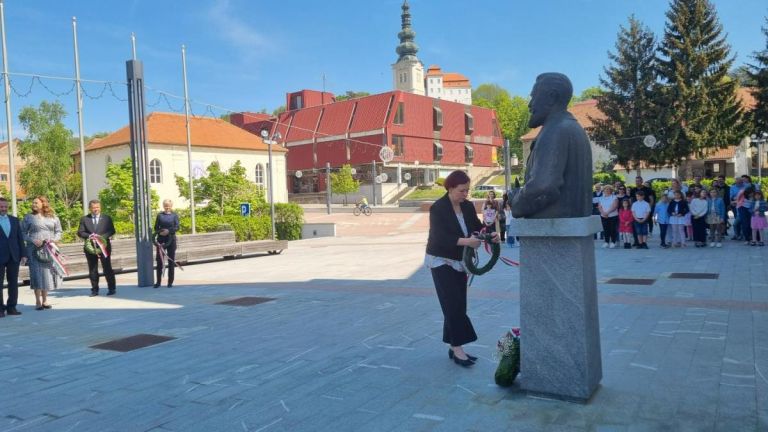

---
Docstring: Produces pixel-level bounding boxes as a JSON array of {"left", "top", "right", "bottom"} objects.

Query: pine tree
[
  {"left": 749, "top": 17, "right": 768, "bottom": 134},
  {"left": 590, "top": 16, "right": 659, "bottom": 175},
  {"left": 655, "top": 0, "right": 747, "bottom": 164}
]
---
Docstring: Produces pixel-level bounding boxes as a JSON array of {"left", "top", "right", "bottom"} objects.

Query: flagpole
[
  {"left": 181, "top": 45, "right": 196, "bottom": 233},
  {"left": 73, "top": 17, "right": 88, "bottom": 215},
  {"left": 0, "top": 0, "right": 16, "bottom": 215}
]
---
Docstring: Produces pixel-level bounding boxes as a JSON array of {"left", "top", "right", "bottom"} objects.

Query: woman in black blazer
[{"left": 425, "top": 170, "right": 499, "bottom": 367}]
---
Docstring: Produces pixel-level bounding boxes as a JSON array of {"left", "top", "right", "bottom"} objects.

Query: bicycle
[{"left": 353, "top": 203, "right": 372, "bottom": 216}]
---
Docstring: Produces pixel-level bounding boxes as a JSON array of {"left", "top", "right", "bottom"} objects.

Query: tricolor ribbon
[
  {"left": 45, "top": 240, "right": 69, "bottom": 277},
  {"left": 155, "top": 241, "right": 183, "bottom": 279},
  {"left": 88, "top": 233, "right": 109, "bottom": 258}
]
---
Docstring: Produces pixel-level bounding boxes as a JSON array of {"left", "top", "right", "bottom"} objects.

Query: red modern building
[{"left": 231, "top": 89, "right": 503, "bottom": 196}]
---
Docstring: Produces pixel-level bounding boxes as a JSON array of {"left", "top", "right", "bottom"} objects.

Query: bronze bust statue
[{"left": 508, "top": 73, "right": 592, "bottom": 219}]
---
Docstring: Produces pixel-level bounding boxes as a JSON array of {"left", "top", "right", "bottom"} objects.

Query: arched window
[
  {"left": 106, "top": 155, "right": 112, "bottom": 164},
  {"left": 255, "top": 163, "right": 265, "bottom": 186},
  {"left": 149, "top": 159, "right": 162, "bottom": 184}
]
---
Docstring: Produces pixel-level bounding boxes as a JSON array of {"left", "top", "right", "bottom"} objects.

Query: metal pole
[
  {"left": 267, "top": 139, "right": 275, "bottom": 240},
  {"left": 371, "top": 160, "right": 377, "bottom": 206},
  {"left": 503, "top": 139, "right": 511, "bottom": 194},
  {"left": 181, "top": 45, "right": 196, "bottom": 233},
  {"left": 759, "top": 140, "right": 763, "bottom": 185},
  {"left": 131, "top": 32, "right": 137, "bottom": 60},
  {"left": 325, "top": 162, "right": 331, "bottom": 215},
  {"left": 0, "top": 0, "right": 16, "bottom": 216},
  {"left": 126, "top": 59, "right": 154, "bottom": 287},
  {"left": 72, "top": 17, "right": 88, "bottom": 215}
]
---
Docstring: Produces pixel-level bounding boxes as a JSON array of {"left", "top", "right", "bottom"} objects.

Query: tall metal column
[
  {"left": 126, "top": 59, "right": 154, "bottom": 287},
  {"left": 72, "top": 17, "right": 88, "bottom": 214},
  {"left": 0, "top": 0, "right": 16, "bottom": 215},
  {"left": 503, "top": 139, "right": 511, "bottom": 193},
  {"left": 181, "top": 45, "right": 196, "bottom": 233},
  {"left": 325, "top": 162, "right": 331, "bottom": 215},
  {"left": 371, "top": 160, "right": 377, "bottom": 206}
]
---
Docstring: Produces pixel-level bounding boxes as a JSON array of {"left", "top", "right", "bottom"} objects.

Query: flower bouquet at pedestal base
[{"left": 494, "top": 327, "right": 520, "bottom": 387}]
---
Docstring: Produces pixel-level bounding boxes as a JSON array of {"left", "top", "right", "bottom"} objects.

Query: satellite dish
[
  {"left": 380, "top": 173, "right": 388, "bottom": 182},
  {"left": 643, "top": 135, "right": 657, "bottom": 148},
  {"left": 403, "top": 173, "right": 412, "bottom": 181},
  {"left": 375, "top": 175, "right": 383, "bottom": 184},
  {"left": 379, "top": 146, "right": 394, "bottom": 163},
  {"left": 294, "top": 170, "right": 303, "bottom": 179}
]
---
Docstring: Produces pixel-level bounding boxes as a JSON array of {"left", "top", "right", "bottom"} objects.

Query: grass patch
[
  {"left": 487, "top": 174, "right": 523, "bottom": 186},
  {"left": 403, "top": 188, "right": 446, "bottom": 200}
]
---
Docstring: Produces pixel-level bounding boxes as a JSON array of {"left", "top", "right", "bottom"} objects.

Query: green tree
[
  {"left": 748, "top": 17, "right": 768, "bottom": 134},
  {"left": 272, "top": 105, "right": 286, "bottom": 116},
  {"left": 731, "top": 65, "right": 757, "bottom": 87},
  {"left": 99, "top": 158, "right": 160, "bottom": 228},
  {"left": 175, "top": 161, "right": 264, "bottom": 216},
  {"left": 17, "top": 101, "right": 81, "bottom": 208},
  {"left": 655, "top": 0, "right": 748, "bottom": 164},
  {"left": 473, "top": 84, "right": 530, "bottom": 166},
  {"left": 330, "top": 164, "right": 360, "bottom": 204},
  {"left": 573, "top": 86, "right": 605, "bottom": 103},
  {"left": 335, "top": 91, "right": 371, "bottom": 101},
  {"left": 590, "top": 16, "right": 659, "bottom": 175}
]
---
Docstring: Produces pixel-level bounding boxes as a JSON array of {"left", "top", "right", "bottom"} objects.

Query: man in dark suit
[
  {"left": 0, "top": 197, "right": 27, "bottom": 317},
  {"left": 78, "top": 199, "right": 117, "bottom": 296}
]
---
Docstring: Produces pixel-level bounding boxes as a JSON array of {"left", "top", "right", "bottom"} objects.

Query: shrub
[
  {"left": 436, "top": 177, "right": 446, "bottom": 186},
  {"left": 274, "top": 202, "right": 304, "bottom": 240},
  {"left": 593, "top": 172, "right": 625, "bottom": 185}
]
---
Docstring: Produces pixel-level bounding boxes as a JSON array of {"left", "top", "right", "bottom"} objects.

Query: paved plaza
[{"left": 1, "top": 212, "right": 767, "bottom": 431}]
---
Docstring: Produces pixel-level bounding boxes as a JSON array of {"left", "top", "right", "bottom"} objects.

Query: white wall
[
  {"left": 84, "top": 144, "right": 288, "bottom": 209},
  {"left": 392, "top": 59, "right": 425, "bottom": 96}
]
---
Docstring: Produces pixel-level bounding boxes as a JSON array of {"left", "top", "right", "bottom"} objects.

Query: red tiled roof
[
  {"left": 520, "top": 99, "right": 604, "bottom": 141},
  {"left": 85, "top": 112, "right": 286, "bottom": 152},
  {"left": 349, "top": 93, "right": 393, "bottom": 132},
  {"left": 737, "top": 87, "right": 757, "bottom": 110},
  {"left": 426, "top": 65, "right": 442, "bottom": 75},
  {"left": 316, "top": 99, "right": 355, "bottom": 136}
]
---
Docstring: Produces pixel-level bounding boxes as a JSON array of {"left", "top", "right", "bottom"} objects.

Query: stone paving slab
[{"left": 0, "top": 230, "right": 767, "bottom": 431}]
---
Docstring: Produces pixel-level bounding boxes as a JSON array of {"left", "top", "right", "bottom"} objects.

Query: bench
[{"left": 16, "top": 231, "right": 287, "bottom": 283}]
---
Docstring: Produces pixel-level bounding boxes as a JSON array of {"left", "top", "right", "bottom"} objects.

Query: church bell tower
[{"left": 392, "top": 1, "right": 425, "bottom": 95}]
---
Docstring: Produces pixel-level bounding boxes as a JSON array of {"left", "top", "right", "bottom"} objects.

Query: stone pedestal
[{"left": 508, "top": 215, "right": 603, "bottom": 402}]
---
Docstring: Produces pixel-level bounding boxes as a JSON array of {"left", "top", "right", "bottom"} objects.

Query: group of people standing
[
  {"left": 594, "top": 174, "right": 765, "bottom": 249},
  {"left": 0, "top": 197, "right": 181, "bottom": 317}
]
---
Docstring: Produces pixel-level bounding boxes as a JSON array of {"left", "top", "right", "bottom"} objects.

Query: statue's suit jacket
[{"left": 510, "top": 111, "right": 593, "bottom": 219}]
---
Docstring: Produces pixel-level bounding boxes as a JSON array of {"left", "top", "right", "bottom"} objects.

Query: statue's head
[{"left": 528, "top": 73, "right": 573, "bottom": 128}]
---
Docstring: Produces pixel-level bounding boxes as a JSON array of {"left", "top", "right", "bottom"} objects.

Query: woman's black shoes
[
  {"left": 453, "top": 356, "right": 474, "bottom": 367},
  {"left": 448, "top": 349, "right": 477, "bottom": 364},
  {"left": 153, "top": 283, "right": 161, "bottom": 289}
]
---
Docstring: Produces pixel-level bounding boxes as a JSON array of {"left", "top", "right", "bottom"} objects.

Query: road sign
[
  {"left": 643, "top": 135, "right": 657, "bottom": 148},
  {"left": 380, "top": 173, "right": 388, "bottom": 182},
  {"left": 295, "top": 170, "right": 303, "bottom": 178},
  {"left": 379, "top": 146, "right": 394, "bottom": 163},
  {"left": 240, "top": 203, "right": 251, "bottom": 217},
  {"left": 403, "top": 173, "right": 411, "bottom": 181}
]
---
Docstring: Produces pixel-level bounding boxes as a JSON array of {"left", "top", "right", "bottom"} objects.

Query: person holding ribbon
[
  {"left": 153, "top": 199, "right": 180, "bottom": 288},
  {"left": 21, "top": 196, "right": 63, "bottom": 310},
  {"left": 425, "top": 170, "right": 499, "bottom": 368},
  {"left": 77, "top": 199, "right": 116, "bottom": 296}
]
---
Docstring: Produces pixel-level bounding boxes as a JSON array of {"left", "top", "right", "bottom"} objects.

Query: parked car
[{"left": 473, "top": 184, "right": 505, "bottom": 195}]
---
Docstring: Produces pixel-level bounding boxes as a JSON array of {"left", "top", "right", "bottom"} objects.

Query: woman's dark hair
[{"left": 444, "top": 170, "right": 471, "bottom": 190}]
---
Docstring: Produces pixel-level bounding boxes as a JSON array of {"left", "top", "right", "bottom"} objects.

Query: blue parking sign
[{"left": 240, "top": 203, "right": 250, "bottom": 217}]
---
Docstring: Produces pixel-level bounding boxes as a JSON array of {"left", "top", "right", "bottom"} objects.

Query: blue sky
[{"left": 1, "top": 0, "right": 766, "bottom": 139}]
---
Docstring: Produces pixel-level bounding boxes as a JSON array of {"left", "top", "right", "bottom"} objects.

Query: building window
[
  {"left": 392, "top": 135, "right": 404, "bottom": 156},
  {"left": 290, "top": 94, "right": 303, "bottom": 110},
  {"left": 433, "top": 106, "right": 443, "bottom": 131},
  {"left": 255, "top": 163, "right": 265, "bottom": 186},
  {"left": 106, "top": 155, "right": 112, "bottom": 164},
  {"left": 433, "top": 141, "right": 443, "bottom": 162},
  {"left": 465, "top": 145, "right": 474, "bottom": 163},
  {"left": 0, "top": 173, "right": 6, "bottom": 182},
  {"left": 149, "top": 159, "right": 162, "bottom": 184},
  {"left": 492, "top": 119, "right": 501, "bottom": 138},
  {"left": 465, "top": 113, "right": 474, "bottom": 134},
  {"left": 393, "top": 102, "right": 405, "bottom": 124},
  {"left": 713, "top": 163, "right": 720, "bottom": 173}
]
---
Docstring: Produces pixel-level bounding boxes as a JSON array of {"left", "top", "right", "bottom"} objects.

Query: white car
[{"left": 473, "top": 185, "right": 504, "bottom": 195}]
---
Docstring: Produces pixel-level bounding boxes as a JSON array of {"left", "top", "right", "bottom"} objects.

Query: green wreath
[
  {"left": 462, "top": 239, "right": 500, "bottom": 275},
  {"left": 84, "top": 235, "right": 110, "bottom": 256}
]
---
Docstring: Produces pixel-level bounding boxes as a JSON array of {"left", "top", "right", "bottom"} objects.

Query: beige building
[
  {"left": 425, "top": 65, "right": 472, "bottom": 105},
  {"left": 78, "top": 112, "right": 288, "bottom": 209},
  {"left": 0, "top": 140, "right": 25, "bottom": 199}
]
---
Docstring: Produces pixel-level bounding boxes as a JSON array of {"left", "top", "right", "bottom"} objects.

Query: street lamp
[
  {"left": 260, "top": 129, "right": 282, "bottom": 240},
  {"left": 751, "top": 132, "right": 768, "bottom": 183}
]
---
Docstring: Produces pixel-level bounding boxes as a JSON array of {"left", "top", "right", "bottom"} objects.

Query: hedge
[{"left": 177, "top": 203, "right": 304, "bottom": 241}]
